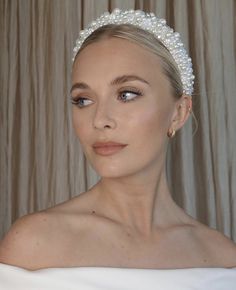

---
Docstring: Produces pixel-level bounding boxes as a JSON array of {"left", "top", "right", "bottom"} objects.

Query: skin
[{"left": 0, "top": 37, "right": 236, "bottom": 270}]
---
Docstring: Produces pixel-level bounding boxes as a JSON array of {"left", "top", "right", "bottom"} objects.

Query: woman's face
[{"left": 71, "top": 37, "right": 178, "bottom": 178}]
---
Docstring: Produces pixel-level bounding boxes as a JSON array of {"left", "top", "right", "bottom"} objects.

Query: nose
[{"left": 92, "top": 102, "right": 116, "bottom": 130}]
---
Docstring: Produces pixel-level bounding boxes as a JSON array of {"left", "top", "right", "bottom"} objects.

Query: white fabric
[{"left": 0, "top": 264, "right": 236, "bottom": 290}]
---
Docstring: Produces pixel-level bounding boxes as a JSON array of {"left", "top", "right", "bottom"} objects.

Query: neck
[{"left": 92, "top": 162, "right": 184, "bottom": 237}]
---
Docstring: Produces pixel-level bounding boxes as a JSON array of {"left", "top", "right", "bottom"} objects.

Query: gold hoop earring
[{"left": 167, "top": 129, "right": 176, "bottom": 138}]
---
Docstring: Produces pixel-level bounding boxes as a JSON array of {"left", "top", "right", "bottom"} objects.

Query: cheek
[
  {"left": 128, "top": 104, "right": 170, "bottom": 145},
  {"left": 72, "top": 109, "right": 80, "bottom": 134},
  {"left": 72, "top": 109, "right": 90, "bottom": 145},
  {"left": 121, "top": 106, "right": 170, "bottom": 172}
]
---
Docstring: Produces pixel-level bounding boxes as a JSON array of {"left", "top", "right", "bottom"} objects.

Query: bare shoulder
[
  {"left": 0, "top": 193, "right": 97, "bottom": 270},
  {"left": 0, "top": 210, "right": 60, "bottom": 270},
  {"left": 193, "top": 222, "right": 236, "bottom": 268}
]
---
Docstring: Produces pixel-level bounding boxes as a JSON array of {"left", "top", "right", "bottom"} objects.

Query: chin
[
  {"left": 92, "top": 163, "right": 127, "bottom": 178},
  {"left": 85, "top": 148, "right": 161, "bottom": 179},
  {"left": 90, "top": 158, "right": 148, "bottom": 180}
]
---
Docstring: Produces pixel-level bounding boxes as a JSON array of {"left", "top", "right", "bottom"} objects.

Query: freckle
[{"left": 92, "top": 211, "right": 95, "bottom": 214}]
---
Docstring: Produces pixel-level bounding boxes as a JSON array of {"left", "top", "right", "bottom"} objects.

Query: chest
[{"left": 52, "top": 227, "right": 212, "bottom": 269}]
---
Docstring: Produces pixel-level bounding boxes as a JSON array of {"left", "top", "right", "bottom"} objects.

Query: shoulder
[
  {"left": 172, "top": 214, "right": 236, "bottom": 268},
  {"left": 193, "top": 223, "right": 236, "bottom": 268},
  {"left": 0, "top": 194, "right": 98, "bottom": 270},
  {"left": 0, "top": 211, "right": 61, "bottom": 270}
]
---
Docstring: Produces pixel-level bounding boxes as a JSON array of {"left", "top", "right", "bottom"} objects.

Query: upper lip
[{"left": 92, "top": 141, "right": 127, "bottom": 148}]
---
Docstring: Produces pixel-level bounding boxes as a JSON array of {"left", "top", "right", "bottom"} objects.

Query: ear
[{"left": 169, "top": 95, "right": 192, "bottom": 132}]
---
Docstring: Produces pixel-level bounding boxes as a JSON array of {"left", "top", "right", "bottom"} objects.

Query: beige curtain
[{"left": 0, "top": 0, "right": 235, "bottom": 242}]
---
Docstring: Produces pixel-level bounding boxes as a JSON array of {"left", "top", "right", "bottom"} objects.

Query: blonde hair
[{"left": 75, "top": 24, "right": 183, "bottom": 99}]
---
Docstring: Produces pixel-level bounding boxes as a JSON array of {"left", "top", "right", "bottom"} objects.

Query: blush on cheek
[
  {"left": 76, "top": 128, "right": 89, "bottom": 147},
  {"left": 72, "top": 119, "right": 89, "bottom": 148},
  {"left": 72, "top": 111, "right": 86, "bottom": 133},
  {"left": 138, "top": 107, "right": 167, "bottom": 133},
  {"left": 137, "top": 107, "right": 170, "bottom": 151}
]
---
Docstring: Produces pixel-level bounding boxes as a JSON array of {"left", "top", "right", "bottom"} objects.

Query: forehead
[
  {"left": 72, "top": 37, "right": 171, "bottom": 93},
  {"left": 72, "top": 37, "right": 169, "bottom": 91}
]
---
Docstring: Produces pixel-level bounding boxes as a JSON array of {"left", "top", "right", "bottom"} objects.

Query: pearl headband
[{"left": 72, "top": 9, "right": 195, "bottom": 95}]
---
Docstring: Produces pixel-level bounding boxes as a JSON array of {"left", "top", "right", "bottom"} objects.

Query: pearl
[{"left": 71, "top": 9, "right": 194, "bottom": 95}]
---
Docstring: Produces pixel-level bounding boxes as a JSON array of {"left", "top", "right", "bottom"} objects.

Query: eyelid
[
  {"left": 70, "top": 90, "right": 93, "bottom": 101},
  {"left": 70, "top": 96, "right": 94, "bottom": 108},
  {"left": 70, "top": 86, "right": 143, "bottom": 106},
  {"left": 120, "top": 84, "right": 143, "bottom": 91},
  {"left": 118, "top": 85, "right": 143, "bottom": 91},
  {"left": 117, "top": 87, "right": 143, "bottom": 101}
]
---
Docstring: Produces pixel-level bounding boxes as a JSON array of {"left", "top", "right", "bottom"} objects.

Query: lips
[{"left": 92, "top": 141, "right": 127, "bottom": 156}]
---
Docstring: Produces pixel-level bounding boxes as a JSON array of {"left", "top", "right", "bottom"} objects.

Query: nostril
[
  {"left": 92, "top": 105, "right": 117, "bottom": 130},
  {"left": 93, "top": 123, "right": 112, "bottom": 130}
]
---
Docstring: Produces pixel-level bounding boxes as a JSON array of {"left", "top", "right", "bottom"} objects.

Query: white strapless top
[{"left": 0, "top": 263, "right": 236, "bottom": 290}]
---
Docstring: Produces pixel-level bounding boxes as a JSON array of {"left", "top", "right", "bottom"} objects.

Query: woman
[{"left": 0, "top": 9, "right": 235, "bottom": 289}]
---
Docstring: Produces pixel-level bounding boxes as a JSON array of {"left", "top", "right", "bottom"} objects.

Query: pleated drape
[{"left": 0, "top": 0, "right": 235, "bottom": 242}]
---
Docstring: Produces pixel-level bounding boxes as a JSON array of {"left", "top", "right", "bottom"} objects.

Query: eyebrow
[
  {"left": 70, "top": 74, "right": 150, "bottom": 94},
  {"left": 110, "top": 75, "right": 150, "bottom": 86}
]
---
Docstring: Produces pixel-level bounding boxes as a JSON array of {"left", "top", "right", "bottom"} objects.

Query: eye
[
  {"left": 118, "top": 90, "right": 142, "bottom": 102},
  {"left": 70, "top": 97, "right": 93, "bottom": 108}
]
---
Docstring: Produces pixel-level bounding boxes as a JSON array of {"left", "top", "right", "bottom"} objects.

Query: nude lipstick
[{"left": 92, "top": 141, "right": 127, "bottom": 156}]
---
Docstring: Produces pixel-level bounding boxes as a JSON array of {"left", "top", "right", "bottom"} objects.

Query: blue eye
[
  {"left": 70, "top": 97, "right": 93, "bottom": 108},
  {"left": 118, "top": 90, "right": 142, "bottom": 102}
]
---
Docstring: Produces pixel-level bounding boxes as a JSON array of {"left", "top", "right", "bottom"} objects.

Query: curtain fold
[{"left": 0, "top": 0, "right": 235, "bottom": 242}]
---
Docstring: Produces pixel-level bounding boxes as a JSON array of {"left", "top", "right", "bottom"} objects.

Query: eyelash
[
  {"left": 70, "top": 97, "right": 92, "bottom": 108},
  {"left": 70, "top": 89, "right": 143, "bottom": 108},
  {"left": 118, "top": 89, "right": 142, "bottom": 102}
]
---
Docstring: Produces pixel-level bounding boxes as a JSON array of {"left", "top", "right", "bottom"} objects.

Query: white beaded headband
[{"left": 72, "top": 8, "right": 195, "bottom": 95}]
